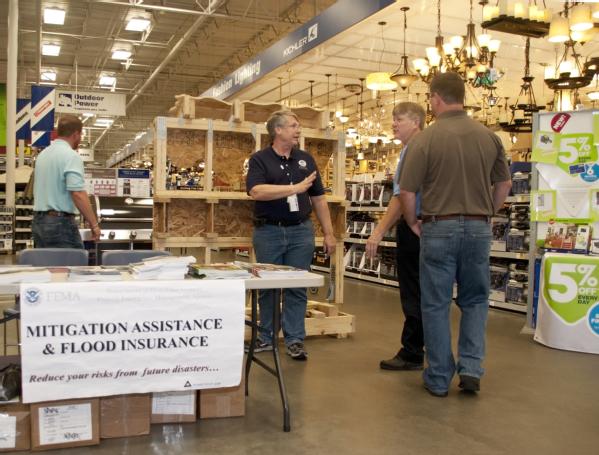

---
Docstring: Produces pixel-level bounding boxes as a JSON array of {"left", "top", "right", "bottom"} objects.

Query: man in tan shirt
[{"left": 399, "top": 72, "right": 512, "bottom": 397}]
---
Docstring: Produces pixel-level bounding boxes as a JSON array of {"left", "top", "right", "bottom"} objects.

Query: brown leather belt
[
  {"left": 421, "top": 214, "right": 489, "bottom": 224},
  {"left": 35, "top": 210, "right": 75, "bottom": 218}
]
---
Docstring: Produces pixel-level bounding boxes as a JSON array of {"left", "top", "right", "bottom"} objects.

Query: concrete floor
[{"left": 3, "top": 272, "right": 599, "bottom": 454}]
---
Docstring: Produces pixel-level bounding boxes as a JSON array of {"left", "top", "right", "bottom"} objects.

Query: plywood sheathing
[
  {"left": 167, "top": 128, "right": 206, "bottom": 170},
  {"left": 212, "top": 132, "right": 255, "bottom": 191},
  {"left": 168, "top": 199, "right": 209, "bottom": 237},
  {"left": 213, "top": 200, "right": 254, "bottom": 237}
]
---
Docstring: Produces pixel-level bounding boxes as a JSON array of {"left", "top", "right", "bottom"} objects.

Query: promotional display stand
[{"left": 529, "top": 109, "right": 599, "bottom": 354}]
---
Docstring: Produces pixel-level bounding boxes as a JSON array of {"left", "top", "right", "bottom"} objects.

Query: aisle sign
[
  {"left": 84, "top": 168, "right": 116, "bottom": 196},
  {"left": 20, "top": 280, "right": 245, "bottom": 403},
  {"left": 534, "top": 253, "right": 599, "bottom": 354},
  {"left": 56, "top": 90, "right": 126, "bottom": 116}
]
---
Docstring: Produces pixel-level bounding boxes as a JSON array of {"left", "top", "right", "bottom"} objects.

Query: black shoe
[
  {"left": 458, "top": 375, "right": 480, "bottom": 393},
  {"left": 286, "top": 342, "right": 308, "bottom": 361},
  {"left": 423, "top": 382, "right": 448, "bottom": 398},
  {"left": 380, "top": 355, "right": 423, "bottom": 371},
  {"left": 244, "top": 339, "right": 273, "bottom": 353}
]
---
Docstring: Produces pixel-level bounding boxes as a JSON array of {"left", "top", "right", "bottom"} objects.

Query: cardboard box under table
[
  {"left": 100, "top": 394, "right": 151, "bottom": 438},
  {"left": 151, "top": 391, "right": 197, "bottom": 424},
  {"left": 199, "top": 374, "right": 245, "bottom": 419},
  {"left": 0, "top": 402, "right": 30, "bottom": 452},
  {"left": 30, "top": 398, "right": 100, "bottom": 451}
]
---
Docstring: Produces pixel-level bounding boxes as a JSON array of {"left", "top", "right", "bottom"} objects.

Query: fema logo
[
  {"left": 298, "top": 159, "right": 307, "bottom": 169},
  {"left": 588, "top": 302, "right": 599, "bottom": 337},
  {"left": 308, "top": 24, "right": 318, "bottom": 42},
  {"left": 24, "top": 288, "right": 42, "bottom": 306}
]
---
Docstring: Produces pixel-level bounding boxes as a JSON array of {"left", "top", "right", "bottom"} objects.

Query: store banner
[
  {"left": 16, "top": 98, "right": 31, "bottom": 141},
  {"left": 202, "top": 0, "right": 395, "bottom": 99},
  {"left": 117, "top": 168, "right": 151, "bottom": 197},
  {"left": 31, "top": 131, "right": 51, "bottom": 148},
  {"left": 56, "top": 90, "right": 126, "bottom": 116},
  {"left": 534, "top": 253, "right": 599, "bottom": 354},
  {"left": 30, "top": 86, "right": 55, "bottom": 131},
  {"left": 20, "top": 280, "right": 246, "bottom": 403}
]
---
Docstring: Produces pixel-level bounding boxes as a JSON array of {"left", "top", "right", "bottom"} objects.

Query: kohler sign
[{"left": 283, "top": 24, "right": 318, "bottom": 57}]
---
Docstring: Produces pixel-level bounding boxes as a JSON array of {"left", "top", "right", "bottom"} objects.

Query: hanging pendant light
[
  {"left": 390, "top": 7, "right": 418, "bottom": 91},
  {"left": 366, "top": 22, "right": 398, "bottom": 92}
]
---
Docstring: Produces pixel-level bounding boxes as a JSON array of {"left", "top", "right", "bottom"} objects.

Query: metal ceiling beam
[
  {"left": 20, "top": 29, "right": 170, "bottom": 49},
  {"left": 92, "top": 0, "right": 300, "bottom": 26}
]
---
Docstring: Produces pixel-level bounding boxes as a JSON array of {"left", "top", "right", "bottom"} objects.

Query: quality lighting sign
[
  {"left": 203, "top": 0, "right": 395, "bottom": 100},
  {"left": 56, "top": 90, "right": 126, "bottom": 116},
  {"left": 20, "top": 280, "right": 245, "bottom": 403}
]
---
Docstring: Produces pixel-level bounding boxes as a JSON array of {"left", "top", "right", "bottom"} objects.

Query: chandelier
[
  {"left": 500, "top": 38, "right": 544, "bottom": 132},
  {"left": 412, "top": 0, "right": 445, "bottom": 84},
  {"left": 390, "top": 7, "right": 418, "bottom": 91},
  {"left": 366, "top": 22, "right": 398, "bottom": 92},
  {"left": 544, "top": 40, "right": 593, "bottom": 91},
  {"left": 443, "top": 0, "right": 501, "bottom": 85}
]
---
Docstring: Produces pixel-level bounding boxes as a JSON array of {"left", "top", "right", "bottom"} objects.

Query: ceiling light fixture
[
  {"left": 99, "top": 75, "right": 117, "bottom": 88},
  {"left": 42, "top": 43, "right": 61, "bottom": 56},
  {"left": 481, "top": 0, "right": 550, "bottom": 38},
  {"left": 126, "top": 17, "right": 151, "bottom": 32},
  {"left": 544, "top": 39, "right": 593, "bottom": 91},
  {"left": 569, "top": 4, "right": 593, "bottom": 32},
  {"left": 40, "top": 70, "right": 57, "bottom": 82},
  {"left": 366, "top": 22, "right": 398, "bottom": 92},
  {"left": 43, "top": 7, "right": 66, "bottom": 25},
  {"left": 111, "top": 49, "right": 132, "bottom": 60},
  {"left": 413, "top": 0, "right": 445, "bottom": 84},
  {"left": 390, "top": 8, "right": 418, "bottom": 91}
]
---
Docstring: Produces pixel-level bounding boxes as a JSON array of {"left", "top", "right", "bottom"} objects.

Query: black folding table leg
[
  {"left": 270, "top": 289, "right": 290, "bottom": 431},
  {"left": 245, "top": 290, "right": 259, "bottom": 396}
]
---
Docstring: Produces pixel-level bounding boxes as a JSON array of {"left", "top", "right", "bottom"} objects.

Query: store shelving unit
[{"left": 152, "top": 100, "right": 347, "bottom": 304}]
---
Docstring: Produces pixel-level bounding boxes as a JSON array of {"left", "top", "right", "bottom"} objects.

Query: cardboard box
[
  {"left": 100, "top": 394, "right": 150, "bottom": 439},
  {"left": 199, "top": 374, "right": 245, "bottom": 419},
  {"left": 30, "top": 398, "right": 100, "bottom": 451},
  {"left": 0, "top": 403, "right": 30, "bottom": 452},
  {"left": 151, "top": 391, "right": 197, "bottom": 424}
]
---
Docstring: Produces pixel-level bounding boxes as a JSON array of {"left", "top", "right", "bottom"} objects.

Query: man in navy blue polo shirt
[{"left": 246, "top": 110, "right": 336, "bottom": 360}]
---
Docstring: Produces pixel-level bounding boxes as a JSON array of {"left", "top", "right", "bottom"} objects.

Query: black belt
[
  {"left": 422, "top": 214, "right": 489, "bottom": 224},
  {"left": 254, "top": 218, "right": 306, "bottom": 227},
  {"left": 34, "top": 210, "right": 75, "bottom": 218}
]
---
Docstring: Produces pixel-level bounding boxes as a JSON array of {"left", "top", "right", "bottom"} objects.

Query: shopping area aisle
[{"left": 5, "top": 277, "right": 585, "bottom": 455}]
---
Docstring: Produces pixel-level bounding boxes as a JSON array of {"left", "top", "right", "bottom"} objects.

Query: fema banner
[
  {"left": 31, "top": 85, "right": 55, "bottom": 131},
  {"left": 20, "top": 280, "right": 245, "bottom": 403},
  {"left": 534, "top": 253, "right": 599, "bottom": 354},
  {"left": 16, "top": 98, "right": 31, "bottom": 141},
  {"left": 0, "top": 84, "right": 6, "bottom": 153},
  {"left": 56, "top": 90, "right": 126, "bottom": 116}
]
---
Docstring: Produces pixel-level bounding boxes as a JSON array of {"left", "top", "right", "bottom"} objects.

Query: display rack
[
  {"left": 0, "top": 204, "right": 13, "bottom": 253},
  {"left": 152, "top": 100, "right": 347, "bottom": 306}
]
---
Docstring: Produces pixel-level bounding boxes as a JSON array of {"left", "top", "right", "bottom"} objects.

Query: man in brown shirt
[{"left": 399, "top": 72, "right": 512, "bottom": 397}]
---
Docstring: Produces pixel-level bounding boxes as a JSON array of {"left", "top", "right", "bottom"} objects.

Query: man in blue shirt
[
  {"left": 246, "top": 110, "right": 336, "bottom": 360},
  {"left": 366, "top": 102, "right": 425, "bottom": 371},
  {"left": 33, "top": 115, "right": 101, "bottom": 248}
]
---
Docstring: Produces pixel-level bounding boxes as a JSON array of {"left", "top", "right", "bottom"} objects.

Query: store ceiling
[{"left": 0, "top": 0, "right": 597, "bottom": 163}]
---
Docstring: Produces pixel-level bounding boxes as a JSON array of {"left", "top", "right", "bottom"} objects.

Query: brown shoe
[{"left": 379, "top": 355, "right": 423, "bottom": 371}]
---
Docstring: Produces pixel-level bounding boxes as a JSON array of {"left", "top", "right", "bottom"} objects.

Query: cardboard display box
[
  {"left": 199, "top": 374, "right": 245, "bottom": 419},
  {"left": 100, "top": 394, "right": 150, "bottom": 439},
  {"left": 30, "top": 398, "right": 100, "bottom": 451},
  {"left": 0, "top": 403, "right": 30, "bottom": 452},
  {"left": 151, "top": 391, "right": 197, "bottom": 424}
]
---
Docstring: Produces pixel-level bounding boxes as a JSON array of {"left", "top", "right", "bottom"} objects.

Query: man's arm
[
  {"left": 311, "top": 195, "right": 336, "bottom": 255},
  {"left": 492, "top": 180, "right": 512, "bottom": 213},
  {"left": 70, "top": 190, "right": 101, "bottom": 241},
  {"left": 400, "top": 191, "right": 420, "bottom": 237},
  {"left": 365, "top": 196, "right": 402, "bottom": 258},
  {"left": 249, "top": 171, "right": 317, "bottom": 201}
]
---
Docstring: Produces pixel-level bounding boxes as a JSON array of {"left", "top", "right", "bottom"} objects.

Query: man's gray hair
[
  {"left": 392, "top": 102, "right": 426, "bottom": 130},
  {"left": 266, "top": 110, "right": 299, "bottom": 141}
]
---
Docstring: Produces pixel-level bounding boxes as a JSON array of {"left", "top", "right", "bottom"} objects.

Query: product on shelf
[{"left": 543, "top": 222, "right": 592, "bottom": 254}]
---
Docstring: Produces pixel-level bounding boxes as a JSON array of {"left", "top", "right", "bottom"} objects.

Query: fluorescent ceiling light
[
  {"left": 111, "top": 49, "right": 132, "bottom": 60},
  {"left": 43, "top": 7, "right": 66, "bottom": 25},
  {"left": 40, "top": 70, "right": 57, "bottom": 82},
  {"left": 99, "top": 75, "right": 116, "bottom": 87},
  {"left": 42, "top": 43, "right": 61, "bottom": 56},
  {"left": 94, "top": 118, "right": 114, "bottom": 127},
  {"left": 126, "top": 18, "right": 151, "bottom": 32}
]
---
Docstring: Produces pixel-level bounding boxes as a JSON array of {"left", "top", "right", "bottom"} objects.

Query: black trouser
[{"left": 396, "top": 218, "right": 424, "bottom": 363}]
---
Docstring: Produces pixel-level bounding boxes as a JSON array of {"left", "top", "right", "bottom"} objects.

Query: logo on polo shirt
[{"left": 298, "top": 160, "right": 307, "bottom": 169}]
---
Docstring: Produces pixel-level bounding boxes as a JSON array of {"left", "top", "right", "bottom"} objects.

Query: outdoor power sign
[
  {"left": 56, "top": 90, "right": 126, "bottom": 116},
  {"left": 534, "top": 253, "right": 599, "bottom": 354},
  {"left": 19, "top": 280, "right": 245, "bottom": 403}
]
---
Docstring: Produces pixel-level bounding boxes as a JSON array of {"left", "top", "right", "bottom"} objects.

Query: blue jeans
[
  {"left": 253, "top": 220, "right": 315, "bottom": 346},
  {"left": 419, "top": 219, "right": 491, "bottom": 393},
  {"left": 32, "top": 214, "right": 84, "bottom": 249}
]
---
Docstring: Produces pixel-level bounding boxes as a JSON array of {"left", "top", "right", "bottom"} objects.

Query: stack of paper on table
[
  {"left": 188, "top": 263, "right": 252, "bottom": 279},
  {"left": 67, "top": 266, "right": 125, "bottom": 282},
  {"left": 0, "top": 266, "right": 52, "bottom": 284},
  {"left": 234, "top": 262, "right": 311, "bottom": 278},
  {"left": 129, "top": 256, "right": 196, "bottom": 280}
]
